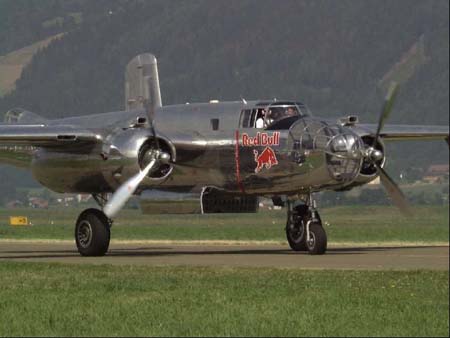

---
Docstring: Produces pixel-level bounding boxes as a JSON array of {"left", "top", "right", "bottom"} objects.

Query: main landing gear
[
  {"left": 285, "top": 195, "right": 327, "bottom": 255},
  {"left": 74, "top": 194, "right": 112, "bottom": 256}
]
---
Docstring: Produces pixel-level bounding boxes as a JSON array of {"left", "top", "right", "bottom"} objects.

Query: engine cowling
[
  {"left": 138, "top": 137, "right": 174, "bottom": 180},
  {"left": 337, "top": 135, "right": 385, "bottom": 190}
]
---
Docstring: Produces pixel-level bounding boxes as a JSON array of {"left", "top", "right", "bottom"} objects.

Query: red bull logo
[
  {"left": 242, "top": 132, "right": 280, "bottom": 147},
  {"left": 254, "top": 147, "right": 278, "bottom": 173}
]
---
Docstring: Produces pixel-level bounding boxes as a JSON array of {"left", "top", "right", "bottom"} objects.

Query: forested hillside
[{"left": 0, "top": 0, "right": 448, "bottom": 195}]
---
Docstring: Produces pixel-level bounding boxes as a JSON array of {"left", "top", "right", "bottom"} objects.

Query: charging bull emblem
[{"left": 254, "top": 147, "right": 278, "bottom": 173}]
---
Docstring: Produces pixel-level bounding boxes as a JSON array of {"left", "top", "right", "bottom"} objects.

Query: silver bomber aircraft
[{"left": 1, "top": 54, "right": 448, "bottom": 256}]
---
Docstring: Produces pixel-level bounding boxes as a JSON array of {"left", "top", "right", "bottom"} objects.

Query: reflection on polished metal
[{"left": 1, "top": 53, "right": 448, "bottom": 256}]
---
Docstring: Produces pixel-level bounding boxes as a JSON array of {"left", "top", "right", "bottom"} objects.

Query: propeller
[
  {"left": 365, "top": 82, "right": 413, "bottom": 217},
  {"left": 103, "top": 54, "right": 172, "bottom": 219},
  {"left": 104, "top": 158, "right": 157, "bottom": 218},
  {"left": 376, "top": 164, "right": 412, "bottom": 217},
  {"left": 372, "top": 82, "right": 399, "bottom": 147},
  {"left": 104, "top": 98, "right": 169, "bottom": 219}
]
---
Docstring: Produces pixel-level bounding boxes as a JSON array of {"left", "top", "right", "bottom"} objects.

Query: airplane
[{"left": 0, "top": 53, "right": 448, "bottom": 256}]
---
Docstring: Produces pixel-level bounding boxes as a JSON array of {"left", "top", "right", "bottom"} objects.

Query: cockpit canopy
[{"left": 240, "top": 101, "right": 311, "bottom": 129}]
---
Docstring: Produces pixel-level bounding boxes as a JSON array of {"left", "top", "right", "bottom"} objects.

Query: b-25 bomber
[{"left": 1, "top": 54, "right": 448, "bottom": 256}]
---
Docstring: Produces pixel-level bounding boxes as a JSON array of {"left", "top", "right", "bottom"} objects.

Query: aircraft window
[
  {"left": 296, "top": 103, "right": 310, "bottom": 116},
  {"left": 265, "top": 105, "right": 300, "bottom": 126},
  {"left": 265, "top": 116, "right": 300, "bottom": 130},
  {"left": 211, "top": 118, "right": 220, "bottom": 130},
  {"left": 249, "top": 109, "right": 258, "bottom": 128},
  {"left": 255, "top": 109, "right": 265, "bottom": 128},
  {"left": 240, "top": 109, "right": 251, "bottom": 127},
  {"left": 242, "top": 105, "right": 307, "bottom": 129}
]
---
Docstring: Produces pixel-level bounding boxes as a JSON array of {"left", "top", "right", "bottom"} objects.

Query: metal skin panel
[
  {"left": 31, "top": 119, "right": 357, "bottom": 194},
  {"left": 0, "top": 125, "right": 102, "bottom": 146},
  {"left": 125, "top": 53, "right": 162, "bottom": 111},
  {"left": 1, "top": 104, "right": 448, "bottom": 196}
]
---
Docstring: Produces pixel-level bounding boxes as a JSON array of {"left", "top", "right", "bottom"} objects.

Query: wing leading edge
[
  {"left": 0, "top": 124, "right": 103, "bottom": 167},
  {"left": 0, "top": 124, "right": 103, "bottom": 147}
]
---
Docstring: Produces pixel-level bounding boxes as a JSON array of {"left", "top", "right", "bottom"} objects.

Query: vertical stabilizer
[{"left": 125, "top": 53, "right": 162, "bottom": 111}]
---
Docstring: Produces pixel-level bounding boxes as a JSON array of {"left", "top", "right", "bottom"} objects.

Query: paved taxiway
[{"left": 0, "top": 241, "right": 448, "bottom": 270}]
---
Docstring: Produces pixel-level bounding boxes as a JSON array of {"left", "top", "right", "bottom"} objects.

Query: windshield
[{"left": 265, "top": 102, "right": 309, "bottom": 125}]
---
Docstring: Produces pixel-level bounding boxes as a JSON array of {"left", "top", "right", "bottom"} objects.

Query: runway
[{"left": 0, "top": 241, "right": 448, "bottom": 270}]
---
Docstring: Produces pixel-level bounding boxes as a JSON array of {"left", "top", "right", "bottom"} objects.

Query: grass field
[
  {"left": 0, "top": 206, "right": 448, "bottom": 336},
  {"left": 0, "top": 206, "right": 448, "bottom": 243},
  {"left": 0, "top": 263, "right": 447, "bottom": 337}
]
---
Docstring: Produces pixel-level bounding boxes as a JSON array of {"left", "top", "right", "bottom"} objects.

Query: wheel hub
[
  {"left": 289, "top": 222, "right": 305, "bottom": 243},
  {"left": 77, "top": 220, "right": 93, "bottom": 248},
  {"left": 307, "top": 231, "right": 316, "bottom": 249}
]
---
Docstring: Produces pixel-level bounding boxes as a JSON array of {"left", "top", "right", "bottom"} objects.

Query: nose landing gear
[{"left": 285, "top": 195, "right": 327, "bottom": 255}]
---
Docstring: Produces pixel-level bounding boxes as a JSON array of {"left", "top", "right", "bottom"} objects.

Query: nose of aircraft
[
  {"left": 326, "top": 131, "right": 363, "bottom": 182},
  {"left": 288, "top": 119, "right": 363, "bottom": 184}
]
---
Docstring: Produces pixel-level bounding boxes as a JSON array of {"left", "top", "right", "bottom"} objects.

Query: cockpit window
[
  {"left": 296, "top": 103, "right": 310, "bottom": 116},
  {"left": 241, "top": 101, "right": 311, "bottom": 129},
  {"left": 240, "top": 109, "right": 251, "bottom": 127},
  {"left": 264, "top": 103, "right": 309, "bottom": 127},
  {"left": 267, "top": 106, "right": 298, "bottom": 121}
]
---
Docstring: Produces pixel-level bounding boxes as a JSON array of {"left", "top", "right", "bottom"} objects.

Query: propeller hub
[
  {"left": 370, "top": 149, "right": 384, "bottom": 162},
  {"left": 158, "top": 152, "right": 171, "bottom": 164},
  {"left": 365, "top": 147, "right": 384, "bottom": 162}
]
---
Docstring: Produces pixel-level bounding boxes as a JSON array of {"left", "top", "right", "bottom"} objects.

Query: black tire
[
  {"left": 286, "top": 205, "right": 310, "bottom": 251},
  {"left": 75, "top": 208, "right": 110, "bottom": 256},
  {"left": 306, "top": 223, "right": 327, "bottom": 255},
  {"left": 286, "top": 219, "right": 307, "bottom": 251}
]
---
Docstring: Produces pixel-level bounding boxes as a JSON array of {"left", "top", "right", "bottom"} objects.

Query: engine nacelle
[
  {"left": 138, "top": 137, "right": 174, "bottom": 180},
  {"left": 337, "top": 135, "right": 385, "bottom": 190}
]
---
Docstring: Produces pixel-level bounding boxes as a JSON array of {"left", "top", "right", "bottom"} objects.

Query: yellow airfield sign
[{"left": 9, "top": 216, "right": 29, "bottom": 226}]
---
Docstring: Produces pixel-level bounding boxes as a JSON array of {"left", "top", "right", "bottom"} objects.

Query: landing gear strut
[
  {"left": 75, "top": 194, "right": 112, "bottom": 256},
  {"left": 286, "top": 195, "right": 327, "bottom": 255}
]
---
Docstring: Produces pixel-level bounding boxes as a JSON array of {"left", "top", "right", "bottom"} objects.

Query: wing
[
  {"left": 354, "top": 124, "right": 449, "bottom": 142},
  {"left": 0, "top": 124, "right": 103, "bottom": 167},
  {"left": 0, "top": 124, "right": 102, "bottom": 146}
]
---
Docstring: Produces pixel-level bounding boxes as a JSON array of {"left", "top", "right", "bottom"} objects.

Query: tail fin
[{"left": 125, "top": 53, "right": 162, "bottom": 111}]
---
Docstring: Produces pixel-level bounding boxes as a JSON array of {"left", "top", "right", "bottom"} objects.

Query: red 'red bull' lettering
[
  {"left": 254, "top": 147, "right": 279, "bottom": 173},
  {"left": 242, "top": 132, "right": 280, "bottom": 147}
]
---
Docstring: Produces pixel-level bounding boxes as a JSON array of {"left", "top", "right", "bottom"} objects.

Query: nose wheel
[
  {"left": 286, "top": 198, "right": 327, "bottom": 255},
  {"left": 75, "top": 208, "right": 111, "bottom": 256},
  {"left": 305, "top": 222, "right": 327, "bottom": 255},
  {"left": 286, "top": 204, "right": 308, "bottom": 251}
]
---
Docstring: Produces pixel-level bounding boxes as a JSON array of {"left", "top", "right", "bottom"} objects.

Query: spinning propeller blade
[
  {"left": 376, "top": 164, "right": 413, "bottom": 217},
  {"left": 367, "top": 82, "right": 413, "bottom": 217},
  {"left": 104, "top": 159, "right": 157, "bottom": 218},
  {"left": 373, "top": 82, "right": 399, "bottom": 147}
]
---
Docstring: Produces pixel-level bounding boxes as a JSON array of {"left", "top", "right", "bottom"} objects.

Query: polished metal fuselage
[{"left": 1, "top": 101, "right": 367, "bottom": 196}]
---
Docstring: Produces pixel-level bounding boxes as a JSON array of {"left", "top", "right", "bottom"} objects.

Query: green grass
[
  {"left": 0, "top": 263, "right": 447, "bottom": 337},
  {"left": 0, "top": 206, "right": 448, "bottom": 243}
]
